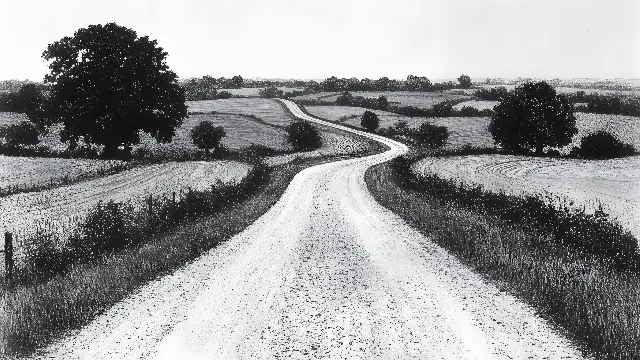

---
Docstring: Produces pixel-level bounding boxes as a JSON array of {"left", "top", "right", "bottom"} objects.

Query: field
[
  {"left": 293, "top": 91, "right": 470, "bottom": 108},
  {"left": 187, "top": 98, "right": 294, "bottom": 127},
  {"left": 0, "top": 156, "right": 125, "bottom": 193},
  {"left": 452, "top": 100, "right": 498, "bottom": 111},
  {"left": 217, "top": 87, "right": 304, "bottom": 97},
  {"left": 0, "top": 160, "right": 252, "bottom": 256},
  {"left": 478, "top": 84, "right": 640, "bottom": 97},
  {"left": 412, "top": 154, "right": 640, "bottom": 239}
]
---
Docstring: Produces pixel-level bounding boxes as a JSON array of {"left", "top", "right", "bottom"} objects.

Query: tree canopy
[
  {"left": 190, "top": 120, "right": 226, "bottom": 156},
  {"left": 42, "top": 23, "right": 187, "bottom": 157},
  {"left": 458, "top": 74, "right": 472, "bottom": 88},
  {"left": 361, "top": 110, "right": 380, "bottom": 132},
  {"left": 489, "top": 81, "right": 577, "bottom": 154}
]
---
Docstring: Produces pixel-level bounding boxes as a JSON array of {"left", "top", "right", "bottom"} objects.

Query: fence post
[
  {"left": 172, "top": 192, "right": 176, "bottom": 204},
  {"left": 5, "top": 232, "right": 13, "bottom": 284}
]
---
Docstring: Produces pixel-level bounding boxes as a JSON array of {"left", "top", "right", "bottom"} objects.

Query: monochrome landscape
[{"left": 0, "top": 0, "right": 638, "bottom": 359}]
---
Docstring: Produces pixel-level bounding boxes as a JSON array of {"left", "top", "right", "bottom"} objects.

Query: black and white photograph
[{"left": 0, "top": 0, "right": 638, "bottom": 358}]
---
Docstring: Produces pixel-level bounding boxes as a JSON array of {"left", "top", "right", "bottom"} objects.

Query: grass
[{"left": 366, "top": 156, "right": 640, "bottom": 360}]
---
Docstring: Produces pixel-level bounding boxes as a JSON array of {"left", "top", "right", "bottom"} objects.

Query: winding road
[{"left": 42, "top": 100, "right": 584, "bottom": 359}]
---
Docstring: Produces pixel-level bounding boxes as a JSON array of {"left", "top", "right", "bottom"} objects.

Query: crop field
[
  {"left": 187, "top": 98, "right": 293, "bottom": 127},
  {"left": 412, "top": 154, "right": 640, "bottom": 240},
  {"left": 478, "top": 84, "right": 640, "bottom": 97},
  {"left": 217, "top": 87, "right": 304, "bottom": 97},
  {"left": 137, "top": 112, "right": 290, "bottom": 155},
  {"left": 293, "top": 91, "right": 470, "bottom": 108},
  {"left": 453, "top": 100, "right": 498, "bottom": 111},
  {"left": 0, "top": 160, "right": 252, "bottom": 256},
  {"left": 0, "top": 155, "right": 125, "bottom": 193},
  {"left": 574, "top": 113, "right": 640, "bottom": 149},
  {"left": 305, "top": 105, "right": 412, "bottom": 124}
]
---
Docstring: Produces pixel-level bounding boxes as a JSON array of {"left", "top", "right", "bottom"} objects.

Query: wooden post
[
  {"left": 172, "top": 192, "right": 176, "bottom": 204},
  {"left": 5, "top": 232, "right": 13, "bottom": 283}
]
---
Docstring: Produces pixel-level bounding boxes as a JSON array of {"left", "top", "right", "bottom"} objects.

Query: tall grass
[{"left": 366, "top": 157, "right": 640, "bottom": 359}]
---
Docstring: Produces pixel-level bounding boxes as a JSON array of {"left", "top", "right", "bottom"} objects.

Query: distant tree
[
  {"left": 431, "top": 101, "right": 454, "bottom": 117},
  {"left": 190, "top": 120, "right": 226, "bottom": 156},
  {"left": 377, "top": 95, "right": 389, "bottom": 110},
  {"left": 490, "top": 81, "right": 577, "bottom": 154},
  {"left": 258, "top": 86, "right": 284, "bottom": 98},
  {"left": 1, "top": 121, "right": 40, "bottom": 147},
  {"left": 216, "top": 91, "right": 233, "bottom": 99},
  {"left": 42, "top": 23, "right": 187, "bottom": 158},
  {"left": 360, "top": 110, "right": 380, "bottom": 132},
  {"left": 577, "top": 130, "right": 636, "bottom": 159},
  {"left": 336, "top": 91, "right": 354, "bottom": 106},
  {"left": 231, "top": 75, "right": 244, "bottom": 88},
  {"left": 414, "top": 123, "right": 448, "bottom": 148},
  {"left": 458, "top": 74, "right": 472, "bottom": 88},
  {"left": 286, "top": 120, "right": 322, "bottom": 151}
]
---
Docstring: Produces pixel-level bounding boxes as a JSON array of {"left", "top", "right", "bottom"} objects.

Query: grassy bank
[{"left": 365, "top": 158, "right": 640, "bottom": 360}]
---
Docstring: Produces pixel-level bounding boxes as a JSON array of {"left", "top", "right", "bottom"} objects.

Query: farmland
[
  {"left": 293, "top": 91, "right": 471, "bottom": 108},
  {"left": 0, "top": 155, "right": 126, "bottom": 194},
  {"left": 0, "top": 160, "right": 252, "bottom": 256},
  {"left": 452, "top": 100, "right": 498, "bottom": 111},
  {"left": 412, "top": 154, "right": 640, "bottom": 239},
  {"left": 217, "top": 87, "right": 304, "bottom": 97}
]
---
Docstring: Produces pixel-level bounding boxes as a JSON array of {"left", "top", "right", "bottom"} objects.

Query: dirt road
[{"left": 42, "top": 100, "right": 584, "bottom": 359}]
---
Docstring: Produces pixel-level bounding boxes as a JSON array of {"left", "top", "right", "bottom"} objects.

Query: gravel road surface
[{"left": 41, "top": 100, "right": 584, "bottom": 359}]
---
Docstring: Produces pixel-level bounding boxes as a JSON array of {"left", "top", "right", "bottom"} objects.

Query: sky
[{"left": 0, "top": 0, "right": 638, "bottom": 81}]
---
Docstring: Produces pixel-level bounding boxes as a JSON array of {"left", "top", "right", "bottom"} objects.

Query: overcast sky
[{"left": 1, "top": 0, "right": 638, "bottom": 81}]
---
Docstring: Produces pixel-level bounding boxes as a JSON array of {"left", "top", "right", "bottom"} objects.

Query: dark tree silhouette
[
  {"left": 458, "top": 74, "right": 472, "bottom": 88},
  {"left": 190, "top": 120, "right": 226, "bottom": 156},
  {"left": 415, "top": 123, "right": 448, "bottom": 148},
  {"left": 42, "top": 23, "right": 187, "bottom": 158},
  {"left": 489, "top": 81, "right": 577, "bottom": 154},
  {"left": 258, "top": 87, "right": 284, "bottom": 98},
  {"left": 1, "top": 121, "right": 40, "bottom": 147},
  {"left": 286, "top": 121, "right": 322, "bottom": 151},
  {"left": 377, "top": 95, "right": 389, "bottom": 111},
  {"left": 578, "top": 130, "right": 636, "bottom": 159},
  {"left": 361, "top": 110, "right": 379, "bottom": 132}
]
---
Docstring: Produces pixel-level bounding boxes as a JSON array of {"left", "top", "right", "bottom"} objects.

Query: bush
[
  {"left": 414, "top": 123, "right": 449, "bottom": 148},
  {"left": 24, "top": 231, "right": 70, "bottom": 278},
  {"left": 1, "top": 121, "right": 40, "bottom": 147},
  {"left": 578, "top": 131, "right": 637, "bottom": 159},
  {"left": 190, "top": 120, "right": 226, "bottom": 156},
  {"left": 216, "top": 91, "right": 233, "bottom": 99},
  {"left": 360, "top": 110, "right": 379, "bottom": 132},
  {"left": 286, "top": 120, "right": 322, "bottom": 151},
  {"left": 258, "top": 87, "right": 284, "bottom": 98},
  {"left": 74, "top": 201, "right": 138, "bottom": 256},
  {"left": 490, "top": 81, "right": 577, "bottom": 155}
]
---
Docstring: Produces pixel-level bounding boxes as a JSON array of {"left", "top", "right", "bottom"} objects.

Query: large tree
[
  {"left": 489, "top": 81, "right": 577, "bottom": 154},
  {"left": 42, "top": 23, "right": 187, "bottom": 157}
]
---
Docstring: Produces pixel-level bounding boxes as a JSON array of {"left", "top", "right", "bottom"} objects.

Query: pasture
[
  {"left": 0, "top": 160, "right": 252, "bottom": 257},
  {"left": 453, "top": 100, "right": 498, "bottom": 111},
  {"left": 412, "top": 155, "right": 640, "bottom": 240},
  {"left": 187, "top": 98, "right": 293, "bottom": 127},
  {"left": 217, "top": 87, "right": 304, "bottom": 97}
]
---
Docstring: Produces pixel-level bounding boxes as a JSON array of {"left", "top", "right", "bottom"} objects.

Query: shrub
[
  {"left": 578, "top": 131, "right": 637, "bottom": 159},
  {"left": 286, "top": 120, "right": 322, "bottom": 151},
  {"left": 414, "top": 123, "right": 449, "bottom": 148},
  {"left": 24, "top": 231, "right": 70, "bottom": 278},
  {"left": 360, "top": 110, "right": 379, "bottom": 132},
  {"left": 431, "top": 101, "right": 454, "bottom": 117},
  {"left": 490, "top": 81, "right": 577, "bottom": 155},
  {"left": 216, "top": 91, "right": 233, "bottom": 99},
  {"left": 74, "top": 201, "right": 138, "bottom": 256},
  {"left": 258, "top": 87, "right": 284, "bottom": 98},
  {"left": 1, "top": 121, "right": 40, "bottom": 147},
  {"left": 377, "top": 95, "right": 389, "bottom": 110},
  {"left": 190, "top": 120, "right": 226, "bottom": 156}
]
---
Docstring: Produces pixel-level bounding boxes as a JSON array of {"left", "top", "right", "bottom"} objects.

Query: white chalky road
[{"left": 41, "top": 100, "right": 584, "bottom": 359}]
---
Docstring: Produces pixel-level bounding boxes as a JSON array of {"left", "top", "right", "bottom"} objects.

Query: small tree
[
  {"left": 377, "top": 95, "right": 389, "bottom": 110},
  {"left": 578, "top": 131, "right": 636, "bottom": 159},
  {"left": 458, "top": 74, "right": 472, "bottom": 88},
  {"left": 361, "top": 110, "right": 379, "bottom": 132},
  {"left": 216, "top": 91, "right": 233, "bottom": 99},
  {"left": 414, "top": 123, "right": 449, "bottom": 148},
  {"left": 1, "top": 121, "right": 40, "bottom": 147},
  {"left": 191, "top": 120, "right": 226, "bottom": 156},
  {"left": 258, "top": 87, "right": 283, "bottom": 98},
  {"left": 286, "top": 120, "right": 322, "bottom": 151},
  {"left": 336, "top": 91, "right": 353, "bottom": 106},
  {"left": 490, "top": 81, "right": 577, "bottom": 154}
]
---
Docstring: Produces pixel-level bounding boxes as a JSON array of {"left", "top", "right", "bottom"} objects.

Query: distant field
[
  {"left": 217, "top": 87, "right": 304, "bottom": 97},
  {"left": 187, "top": 98, "right": 293, "bottom": 127},
  {"left": 412, "top": 155, "right": 640, "bottom": 240},
  {"left": 1, "top": 160, "right": 252, "bottom": 255},
  {"left": 478, "top": 85, "right": 640, "bottom": 97},
  {"left": 137, "top": 112, "right": 290, "bottom": 155},
  {"left": 453, "top": 100, "right": 498, "bottom": 111},
  {"left": 294, "top": 91, "right": 470, "bottom": 108},
  {"left": 574, "top": 113, "right": 640, "bottom": 149},
  {"left": 0, "top": 156, "right": 125, "bottom": 192}
]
